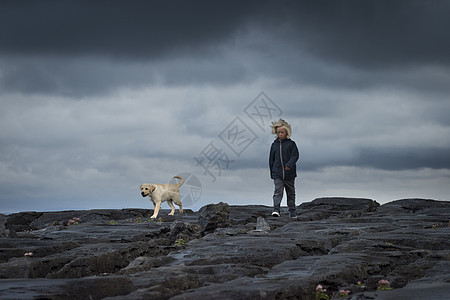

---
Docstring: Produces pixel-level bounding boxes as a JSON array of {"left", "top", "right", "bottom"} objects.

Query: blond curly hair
[{"left": 271, "top": 119, "right": 292, "bottom": 138}]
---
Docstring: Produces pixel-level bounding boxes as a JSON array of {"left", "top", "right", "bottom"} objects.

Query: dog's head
[{"left": 140, "top": 184, "right": 156, "bottom": 197}]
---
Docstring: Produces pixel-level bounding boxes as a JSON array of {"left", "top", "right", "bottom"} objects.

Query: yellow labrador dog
[{"left": 140, "top": 176, "right": 184, "bottom": 218}]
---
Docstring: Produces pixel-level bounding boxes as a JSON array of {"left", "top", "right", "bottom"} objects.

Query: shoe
[
  {"left": 290, "top": 212, "right": 297, "bottom": 218},
  {"left": 271, "top": 211, "right": 280, "bottom": 217}
]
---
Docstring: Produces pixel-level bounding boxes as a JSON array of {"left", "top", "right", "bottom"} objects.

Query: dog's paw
[{"left": 168, "top": 213, "right": 174, "bottom": 216}]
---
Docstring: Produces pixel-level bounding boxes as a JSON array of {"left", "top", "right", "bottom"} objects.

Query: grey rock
[
  {"left": 198, "top": 202, "right": 230, "bottom": 233},
  {"left": 118, "top": 255, "right": 176, "bottom": 275},
  {"left": 0, "top": 214, "right": 15, "bottom": 238},
  {"left": 0, "top": 214, "right": 6, "bottom": 237},
  {"left": 0, "top": 198, "right": 449, "bottom": 300},
  {"left": 254, "top": 216, "right": 271, "bottom": 232}
]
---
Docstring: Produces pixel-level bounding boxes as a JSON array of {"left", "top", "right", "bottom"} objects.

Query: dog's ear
[{"left": 150, "top": 185, "right": 156, "bottom": 193}]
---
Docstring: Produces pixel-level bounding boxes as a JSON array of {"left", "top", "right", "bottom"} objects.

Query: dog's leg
[
  {"left": 173, "top": 194, "right": 183, "bottom": 214},
  {"left": 151, "top": 202, "right": 161, "bottom": 219},
  {"left": 167, "top": 200, "right": 176, "bottom": 215}
]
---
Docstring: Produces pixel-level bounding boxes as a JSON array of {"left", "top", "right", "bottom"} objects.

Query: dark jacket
[{"left": 269, "top": 138, "right": 299, "bottom": 180}]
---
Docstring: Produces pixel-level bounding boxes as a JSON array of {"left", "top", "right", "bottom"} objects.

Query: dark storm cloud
[
  {"left": 277, "top": 0, "right": 450, "bottom": 68},
  {"left": 1, "top": 0, "right": 449, "bottom": 66},
  {"left": 1, "top": 0, "right": 450, "bottom": 97},
  {"left": 0, "top": 0, "right": 258, "bottom": 58}
]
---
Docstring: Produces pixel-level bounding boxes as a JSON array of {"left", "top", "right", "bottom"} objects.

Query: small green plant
[
  {"left": 431, "top": 223, "right": 443, "bottom": 229},
  {"left": 110, "top": 220, "right": 118, "bottom": 225},
  {"left": 338, "top": 289, "right": 350, "bottom": 298},
  {"left": 148, "top": 218, "right": 163, "bottom": 223},
  {"left": 67, "top": 217, "right": 81, "bottom": 226},
  {"left": 174, "top": 237, "right": 186, "bottom": 246},
  {"left": 356, "top": 281, "right": 365, "bottom": 287},
  {"left": 377, "top": 279, "right": 393, "bottom": 291},
  {"left": 315, "top": 284, "right": 329, "bottom": 300},
  {"left": 136, "top": 217, "right": 142, "bottom": 224}
]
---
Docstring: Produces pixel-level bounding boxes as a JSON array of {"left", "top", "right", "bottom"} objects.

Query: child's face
[{"left": 277, "top": 128, "right": 287, "bottom": 140}]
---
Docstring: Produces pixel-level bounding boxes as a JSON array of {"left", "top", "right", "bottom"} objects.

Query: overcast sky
[{"left": 1, "top": 0, "right": 449, "bottom": 214}]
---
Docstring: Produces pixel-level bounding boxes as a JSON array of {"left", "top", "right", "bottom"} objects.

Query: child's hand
[{"left": 285, "top": 166, "right": 291, "bottom": 171}]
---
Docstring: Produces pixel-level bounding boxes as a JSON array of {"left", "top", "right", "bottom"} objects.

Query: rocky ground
[{"left": 0, "top": 198, "right": 449, "bottom": 299}]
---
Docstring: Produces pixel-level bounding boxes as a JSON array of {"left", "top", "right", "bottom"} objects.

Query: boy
[{"left": 269, "top": 119, "right": 299, "bottom": 218}]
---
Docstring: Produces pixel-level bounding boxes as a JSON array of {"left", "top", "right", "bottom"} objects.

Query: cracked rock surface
[{"left": 1, "top": 198, "right": 449, "bottom": 299}]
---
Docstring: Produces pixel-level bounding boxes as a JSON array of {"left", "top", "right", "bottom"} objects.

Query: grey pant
[{"left": 273, "top": 178, "right": 296, "bottom": 213}]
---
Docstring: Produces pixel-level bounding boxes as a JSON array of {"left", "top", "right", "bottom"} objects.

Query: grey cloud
[
  {"left": 0, "top": 57, "right": 145, "bottom": 96},
  {"left": 299, "top": 147, "right": 450, "bottom": 172},
  {"left": 0, "top": 55, "right": 251, "bottom": 97},
  {"left": 356, "top": 147, "right": 450, "bottom": 171},
  {"left": 3, "top": 52, "right": 450, "bottom": 98}
]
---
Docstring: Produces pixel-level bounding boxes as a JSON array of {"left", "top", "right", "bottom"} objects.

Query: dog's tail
[{"left": 173, "top": 176, "right": 184, "bottom": 187}]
